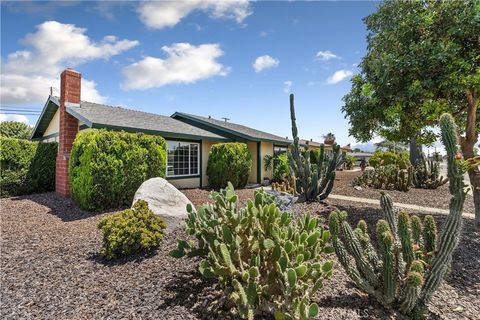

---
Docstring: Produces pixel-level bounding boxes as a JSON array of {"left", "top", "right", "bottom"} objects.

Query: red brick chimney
[{"left": 56, "top": 69, "right": 80, "bottom": 197}]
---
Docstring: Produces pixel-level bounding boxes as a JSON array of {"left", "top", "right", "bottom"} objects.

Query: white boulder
[{"left": 132, "top": 177, "right": 192, "bottom": 231}]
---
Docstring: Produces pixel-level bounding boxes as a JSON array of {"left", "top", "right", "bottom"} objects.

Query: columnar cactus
[
  {"left": 171, "top": 183, "right": 334, "bottom": 320},
  {"left": 329, "top": 113, "right": 467, "bottom": 319},
  {"left": 353, "top": 164, "right": 412, "bottom": 191},
  {"left": 287, "top": 94, "right": 343, "bottom": 202},
  {"left": 413, "top": 152, "right": 448, "bottom": 189}
]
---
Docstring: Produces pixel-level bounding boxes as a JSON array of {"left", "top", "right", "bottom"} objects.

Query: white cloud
[
  {"left": 283, "top": 80, "right": 293, "bottom": 94},
  {"left": 315, "top": 50, "right": 339, "bottom": 61},
  {"left": 1, "top": 21, "right": 139, "bottom": 105},
  {"left": 253, "top": 55, "right": 279, "bottom": 73},
  {"left": 122, "top": 43, "right": 230, "bottom": 90},
  {"left": 326, "top": 70, "right": 353, "bottom": 84},
  {"left": 138, "top": 0, "right": 252, "bottom": 29},
  {"left": 0, "top": 114, "right": 29, "bottom": 124}
]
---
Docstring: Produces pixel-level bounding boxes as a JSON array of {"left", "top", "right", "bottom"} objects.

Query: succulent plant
[
  {"left": 171, "top": 183, "right": 334, "bottom": 320},
  {"left": 412, "top": 152, "right": 448, "bottom": 189},
  {"left": 287, "top": 94, "right": 343, "bottom": 202},
  {"left": 353, "top": 164, "right": 413, "bottom": 192},
  {"left": 329, "top": 113, "right": 467, "bottom": 319}
]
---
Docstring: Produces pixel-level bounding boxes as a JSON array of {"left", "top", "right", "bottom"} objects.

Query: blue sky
[{"left": 1, "top": 0, "right": 379, "bottom": 147}]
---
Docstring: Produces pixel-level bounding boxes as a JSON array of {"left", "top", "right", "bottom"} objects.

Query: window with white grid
[{"left": 166, "top": 141, "right": 199, "bottom": 177}]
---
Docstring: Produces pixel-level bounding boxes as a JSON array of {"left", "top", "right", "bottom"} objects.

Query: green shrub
[
  {"left": 345, "top": 155, "right": 356, "bottom": 170},
  {"left": 98, "top": 200, "right": 166, "bottom": 260},
  {"left": 69, "top": 129, "right": 166, "bottom": 211},
  {"left": 0, "top": 137, "right": 57, "bottom": 197},
  {"left": 206, "top": 142, "right": 252, "bottom": 189},
  {"left": 171, "top": 183, "right": 334, "bottom": 320},
  {"left": 369, "top": 151, "right": 410, "bottom": 169}
]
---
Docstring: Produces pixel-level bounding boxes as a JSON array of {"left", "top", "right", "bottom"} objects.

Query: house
[
  {"left": 31, "top": 69, "right": 291, "bottom": 196},
  {"left": 298, "top": 139, "right": 351, "bottom": 155},
  {"left": 346, "top": 151, "right": 374, "bottom": 166}
]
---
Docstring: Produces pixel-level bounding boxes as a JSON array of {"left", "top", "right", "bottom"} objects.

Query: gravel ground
[
  {"left": 332, "top": 170, "right": 475, "bottom": 213},
  {"left": 1, "top": 191, "right": 479, "bottom": 319}
]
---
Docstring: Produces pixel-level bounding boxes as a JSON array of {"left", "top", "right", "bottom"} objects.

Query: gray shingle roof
[
  {"left": 172, "top": 112, "right": 290, "bottom": 144},
  {"left": 66, "top": 101, "right": 228, "bottom": 141}
]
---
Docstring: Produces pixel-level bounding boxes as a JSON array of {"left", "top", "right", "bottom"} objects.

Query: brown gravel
[
  {"left": 1, "top": 191, "right": 479, "bottom": 319},
  {"left": 332, "top": 170, "right": 475, "bottom": 213}
]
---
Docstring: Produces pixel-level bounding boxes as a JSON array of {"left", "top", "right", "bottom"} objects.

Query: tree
[
  {"left": 322, "top": 132, "right": 336, "bottom": 144},
  {"left": 0, "top": 121, "right": 32, "bottom": 140},
  {"left": 374, "top": 139, "right": 408, "bottom": 153},
  {"left": 342, "top": 0, "right": 480, "bottom": 228}
]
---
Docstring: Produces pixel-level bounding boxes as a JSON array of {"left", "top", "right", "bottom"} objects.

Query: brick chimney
[{"left": 56, "top": 69, "right": 80, "bottom": 197}]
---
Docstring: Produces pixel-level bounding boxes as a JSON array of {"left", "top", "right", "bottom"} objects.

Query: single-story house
[
  {"left": 347, "top": 151, "right": 374, "bottom": 166},
  {"left": 31, "top": 69, "right": 294, "bottom": 196}
]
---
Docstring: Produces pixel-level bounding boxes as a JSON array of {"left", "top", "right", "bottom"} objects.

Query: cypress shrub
[
  {"left": 0, "top": 137, "right": 57, "bottom": 197},
  {"left": 69, "top": 129, "right": 166, "bottom": 211},
  {"left": 206, "top": 142, "right": 252, "bottom": 189}
]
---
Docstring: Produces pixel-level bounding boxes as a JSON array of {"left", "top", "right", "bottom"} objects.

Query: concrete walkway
[{"left": 329, "top": 194, "right": 475, "bottom": 219}]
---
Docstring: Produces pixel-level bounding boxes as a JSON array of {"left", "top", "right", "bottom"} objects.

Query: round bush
[
  {"left": 69, "top": 129, "right": 166, "bottom": 211},
  {"left": 207, "top": 142, "right": 252, "bottom": 189},
  {"left": 98, "top": 200, "right": 166, "bottom": 260}
]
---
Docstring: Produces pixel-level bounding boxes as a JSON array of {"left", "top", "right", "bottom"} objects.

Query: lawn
[{"left": 1, "top": 174, "right": 479, "bottom": 319}]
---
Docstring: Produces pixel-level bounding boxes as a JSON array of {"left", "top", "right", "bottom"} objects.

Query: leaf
[
  {"left": 308, "top": 303, "right": 319, "bottom": 318},
  {"left": 287, "top": 268, "right": 297, "bottom": 287},
  {"left": 169, "top": 249, "right": 185, "bottom": 258},
  {"left": 322, "top": 260, "right": 334, "bottom": 272},
  {"left": 263, "top": 238, "right": 275, "bottom": 250}
]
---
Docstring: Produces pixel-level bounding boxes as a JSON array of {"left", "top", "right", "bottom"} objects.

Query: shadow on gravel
[
  {"left": 158, "top": 270, "right": 245, "bottom": 319},
  {"left": 316, "top": 294, "right": 382, "bottom": 320},
  {"left": 14, "top": 192, "right": 115, "bottom": 222},
  {"left": 87, "top": 249, "right": 158, "bottom": 266}
]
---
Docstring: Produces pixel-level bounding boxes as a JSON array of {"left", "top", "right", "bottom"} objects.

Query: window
[
  {"left": 166, "top": 141, "right": 199, "bottom": 177},
  {"left": 274, "top": 146, "right": 288, "bottom": 157}
]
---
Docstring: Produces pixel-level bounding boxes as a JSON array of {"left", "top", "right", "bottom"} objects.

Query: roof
[
  {"left": 172, "top": 112, "right": 291, "bottom": 145},
  {"left": 31, "top": 97, "right": 228, "bottom": 141},
  {"left": 31, "top": 96, "right": 59, "bottom": 139}
]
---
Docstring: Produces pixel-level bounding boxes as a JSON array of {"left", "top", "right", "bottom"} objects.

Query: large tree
[
  {"left": 0, "top": 121, "right": 32, "bottom": 140},
  {"left": 342, "top": 0, "right": 480, "bottom": 228}
]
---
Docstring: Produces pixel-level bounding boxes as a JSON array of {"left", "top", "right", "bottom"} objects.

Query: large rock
[{"left": 132, "top": 177, "right": 192, "bottom": 231}]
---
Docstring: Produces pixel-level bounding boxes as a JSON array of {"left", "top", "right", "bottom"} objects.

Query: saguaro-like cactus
[
  {"left": 413, "top": 152, "right": 448, "bottom": 189},
  {"left": 329, "top": 113, "right": 467, "bottom": 319},
  {"left": 287, "top": 94, "right": 343, "bottom": 202},
  {"left": 171, "top": 183, "right": 334, "bottom": 320}
]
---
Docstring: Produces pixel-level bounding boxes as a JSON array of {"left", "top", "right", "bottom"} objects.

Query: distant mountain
[{"left": 351, "top": 142, "right": 376, "bottom": 153}]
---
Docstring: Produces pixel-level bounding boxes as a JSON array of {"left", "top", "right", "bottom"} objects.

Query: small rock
[
  {"left": 453, "top": 306, "right": 464, "bottom": 312},
  {"left": 354, "top": 186, "right": 363, "bottom": 191}
]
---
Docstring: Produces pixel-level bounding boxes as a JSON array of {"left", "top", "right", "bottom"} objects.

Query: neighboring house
[
  {"left": 31, "top": 69, "right": 291, "bottom": 196},
  {"left": 298, "top": 139, "right": 352, "bottom": 155},
  {"left": 347, "top": 151, "right": 373, "bottom": 166}
]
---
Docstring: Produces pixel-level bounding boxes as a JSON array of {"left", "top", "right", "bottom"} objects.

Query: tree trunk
[
  {"left": 461, "top": 89, "right": 479, "bottom": 229},
  {"left": 409, "top": 134, "right": 422, "bottom": 166}
]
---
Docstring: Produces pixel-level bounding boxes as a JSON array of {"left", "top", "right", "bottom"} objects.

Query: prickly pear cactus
[
  {"left": 412, "top": 152, "right": 448, "bottom": 189},
  {"left": 329, "top": 113, "right": 467, "bottom": 319},
  {"left": 287, "top": 94, "right": 343, "bottom": 202},
  {"left": 171, "top": 183, "right": 334, "bottom": 320}
]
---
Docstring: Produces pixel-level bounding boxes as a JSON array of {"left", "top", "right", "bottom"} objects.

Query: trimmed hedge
[
  {"left": 206, "top": 142, "right": 252, "bottom": 189},
  {"left": 0, "top": 137, "right": 57, "bottom": 197},
  {"left": 369, "top": 150, "right": 410, "bottom": 169},
  {"left": 69, "top": 129, "right": 166, "bottom": 211}
]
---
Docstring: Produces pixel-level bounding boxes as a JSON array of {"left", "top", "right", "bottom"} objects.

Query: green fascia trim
[
  {"left": 200, "top": 140, "right": 203, "bottom": 187},
  {"left": 173, "top": 112, "right": 292, "bottom": 145},
  {"left": 30, "top": 96, "right": 59, "bottom": 139},
  {"left": 257, "top": 142, "right": 261, "bottom": 184},
  {"left": 89, "top": 123, "right": 229, "bottom": 142},
  {"left": 166, "top": 175, "right": 201, "bottom": 180},
  {"left": 172, "top": 112, "right": 253, "bottom": 141}
]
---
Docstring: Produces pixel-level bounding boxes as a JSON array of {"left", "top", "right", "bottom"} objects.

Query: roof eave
[{"left": 30, "top": 95, "right": 60, "bottom": 140}]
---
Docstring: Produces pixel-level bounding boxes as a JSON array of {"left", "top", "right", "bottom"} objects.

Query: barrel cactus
[
  {"left": 329, "top": 113, "right": 467, "bottom": 319},
  {"left": 171, "top": 183, "right": 334, "bottom": 320},
  {"left": 412, "top": 152, "right": 448, "bottom": 189},
  {"left": 287, "top": 94, "right": 343, "bottom": 202}
]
